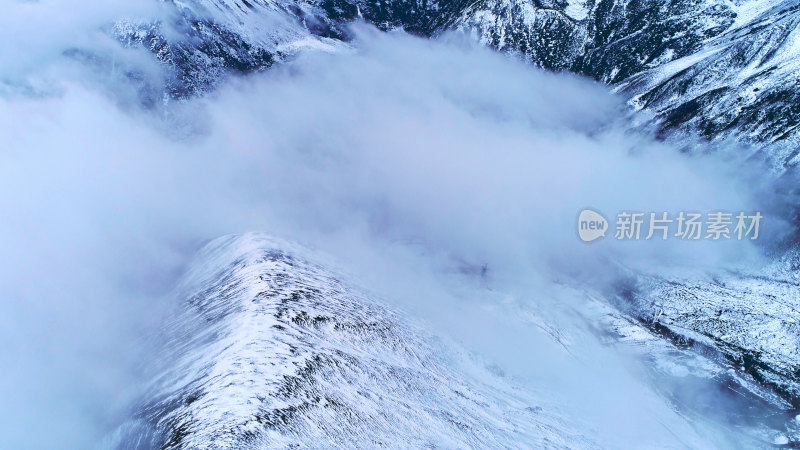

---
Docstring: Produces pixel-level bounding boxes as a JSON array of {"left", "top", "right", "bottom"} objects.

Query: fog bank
[{"left": 0, "top": 8, "right": 780, "bottom": 447}]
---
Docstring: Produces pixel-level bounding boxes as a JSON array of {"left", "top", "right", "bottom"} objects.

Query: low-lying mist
[{"left": 0, "top": 3, "right": 787, "bottom": 448}]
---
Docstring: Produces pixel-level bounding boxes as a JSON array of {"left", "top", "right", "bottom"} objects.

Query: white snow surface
[
  {"left": 111, "top": 233, "right": 597, "bottom": 448},
  {"left": 105, "top": 233, "right": 797, "bottom": 449}
]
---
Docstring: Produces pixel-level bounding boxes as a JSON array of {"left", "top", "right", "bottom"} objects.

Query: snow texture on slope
[
  {"left": 452, "top": 0, "right": 800, "bottom": 157},
  {"left": 108, "top": 233, "right": 594, "bottom": 449},
  {"left": 108, "top": 0, "right": 800, "bottom": 155}
]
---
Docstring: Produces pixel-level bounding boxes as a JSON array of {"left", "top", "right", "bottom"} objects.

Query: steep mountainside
[
  {"left": 110, "top": 0, "right": 800, "bottom": 155},
  {"left": 451, "top": 0, "right": 800, "bottom": 158},
  {"left": 613, "top": 263, "right": 800, "bottom": 408}
]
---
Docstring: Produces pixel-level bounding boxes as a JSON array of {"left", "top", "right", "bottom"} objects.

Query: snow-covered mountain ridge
[
  {"left": 108, "top": 234, "right": 596, "bottom": 448},
  {"left": 110, "top": 234, "right": 798, "bottom": 448}
]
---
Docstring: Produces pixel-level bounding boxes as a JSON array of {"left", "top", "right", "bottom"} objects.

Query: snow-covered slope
[
  {"left": 616, "top": 266, "right": 800, "bottom": 405},
  {"left": 112, "top": 0, "right": 345, "bottom": 97},
  {"left": 110, "top": 0, "right": 800, "bottom": 157},
  {"left": 104, "top": 234, "right": 800, "bottom": 447},
  {"left": 616, "top": 1, "right": 800, "bottom": 164},
  {"left": 109, "top": 0, "right": 461, "bottom": 97},
  {"left": 108, "top": 234, "right": 594, "bottom": 448},
  {"left": 451, "top": 0, "right": 800, "bottom": 157},
  {"left": 448, "top": 0, "right": 588, "bottom": 70}
]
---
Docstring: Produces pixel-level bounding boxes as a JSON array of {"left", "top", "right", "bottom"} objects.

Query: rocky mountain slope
[
  {"left": 445, "top": 0, "right": 800, "bottom": 157},
  {"left": 613, "top": 263, "right": 800, "bottom": 408},
  {"left": 111, "top": 0, "right": 800, "bottom": 157}
]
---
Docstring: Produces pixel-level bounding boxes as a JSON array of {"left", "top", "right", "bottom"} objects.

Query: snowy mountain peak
[{"left": 109, "top": 234, "right": 593, "bottom": 448}]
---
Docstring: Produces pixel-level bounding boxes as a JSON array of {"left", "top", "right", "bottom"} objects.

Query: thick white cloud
[{"left": 0, "top": 14, "right": 777, "bottom": 448}]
